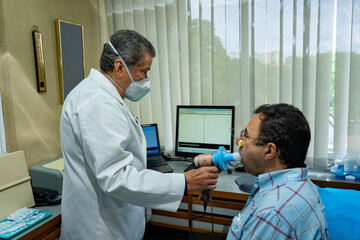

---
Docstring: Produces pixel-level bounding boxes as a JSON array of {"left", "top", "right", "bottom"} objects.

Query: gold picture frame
[
  {"left": 56, "top": 20, "right": 85, "bottom": 104},
  {"left": 32, "top": 26, "right": 46, "bottom": 92}
]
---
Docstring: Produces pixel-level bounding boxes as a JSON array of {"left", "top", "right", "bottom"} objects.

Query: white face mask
[{"left": 108, "top": 42, "right": 150, "bottom": 102}]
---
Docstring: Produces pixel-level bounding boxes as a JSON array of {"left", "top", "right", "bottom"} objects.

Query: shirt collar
[
  {"left": 88, "top": 68, "right": 125, "bottom": 103},
  {"left": 255, "top": 168, "right": 308, "bottom": 191}
]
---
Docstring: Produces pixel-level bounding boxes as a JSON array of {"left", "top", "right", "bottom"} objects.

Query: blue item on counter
[
  {"left": 330, "top": 162, "right": 350, "bottom": 179},
  {"left": 0, "top": 207, "right": 51, "bottom": 239},
  {"left": 350, "top": 169, "right": 360, "bottom": 182}
]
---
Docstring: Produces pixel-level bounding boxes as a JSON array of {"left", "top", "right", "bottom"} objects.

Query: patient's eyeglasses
[
  {"left": 237, "top": 129, "right": 260, "bottom": 147},
  {"left": 240, "top": 129, "right": 260, "bottom": 141}
]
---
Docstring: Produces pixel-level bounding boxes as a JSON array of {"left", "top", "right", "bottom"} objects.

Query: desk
[
  {"left": 150, "top": 161, "right": 250, "bottom": 237},
  {"left": 9, "top": 162, "right": 360, "bottom": 239},
  {"left": 308, "top": 169, "right": 360, "bottom": 190},
  {"left": 149, "top": 161, "right": 360, "bottom": 237},
  {"left": 12, "top": 205, "right": 61, "bottom": 240}
]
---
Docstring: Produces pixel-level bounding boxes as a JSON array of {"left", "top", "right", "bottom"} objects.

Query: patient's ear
[{"left": 264, "top": 143, "right": 277, "bottom": 161}]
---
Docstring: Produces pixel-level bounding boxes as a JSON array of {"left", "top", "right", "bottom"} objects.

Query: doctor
[{"left": 59, "top": 29, "right": 219, "bottom": 240}]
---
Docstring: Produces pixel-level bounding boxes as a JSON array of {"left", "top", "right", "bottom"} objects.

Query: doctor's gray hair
[{"left": 100, "top": 29, "right": 156, "bottom": 72}]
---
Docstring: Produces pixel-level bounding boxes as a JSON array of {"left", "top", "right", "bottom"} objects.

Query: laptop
[{"left": 142, "top": 124, "right": 174, "bottom": 173}]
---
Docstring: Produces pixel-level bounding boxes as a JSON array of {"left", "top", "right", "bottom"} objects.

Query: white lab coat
[{"left": 60, "top": 69, "right": 185, "bottom": 240}]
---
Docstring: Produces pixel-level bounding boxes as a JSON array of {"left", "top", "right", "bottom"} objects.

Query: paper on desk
[{"left": 0, "top": 207, "right": 51, "bottom": 239}]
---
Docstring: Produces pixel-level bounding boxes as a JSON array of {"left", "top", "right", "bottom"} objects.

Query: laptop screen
[{"left": 142, "top": 124, "right": 161, "bottom": 155}]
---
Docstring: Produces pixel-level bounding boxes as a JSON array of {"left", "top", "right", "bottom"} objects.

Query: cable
[
  {"left": 188, "top": 170, "right": 219, "bottom": 239},
  {"left": 188, "top": 200, "right": 209, "bottom": 240},
  {"left": 228, "top": 162, "right": 236, "bottom": 167},
  {"left": 211, "top": 197, "right": 214, "bottom": 240},
  {"left": 188, "top": 205, "right": 206, "bottom": 240},
  {"left": 189, "top": 198, "right": 216, "bottom": 240}
]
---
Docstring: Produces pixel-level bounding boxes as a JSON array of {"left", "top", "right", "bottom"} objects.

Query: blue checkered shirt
[{"left": 227, "top": 168, "right": 329, "bottom": 240}]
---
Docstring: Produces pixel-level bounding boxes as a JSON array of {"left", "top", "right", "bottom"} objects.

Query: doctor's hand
[{"left": 184, "top": 166, "right": 219, "bottom": 192}]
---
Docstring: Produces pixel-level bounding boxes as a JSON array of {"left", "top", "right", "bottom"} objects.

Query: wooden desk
[
  {"left": 149, "top": 161, "right": 360, "bottom": 237},
  {"left": 150, "top": 161, "right": 250, "bottom": 237},
  {"left": 11, "top": 163, "right": 359, "bottom": 239},
  {"left": 13, "top": 205, "right": 61, "bottom": 240}
]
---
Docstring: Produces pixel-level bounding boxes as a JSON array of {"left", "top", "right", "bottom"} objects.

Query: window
[{"left": 103, "top": 0, "right": 360, "bottom": 170}]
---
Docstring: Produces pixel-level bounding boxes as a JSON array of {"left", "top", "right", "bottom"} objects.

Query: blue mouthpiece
[{"left": 213, "top": 146, "right": 240, "bottom": 170}]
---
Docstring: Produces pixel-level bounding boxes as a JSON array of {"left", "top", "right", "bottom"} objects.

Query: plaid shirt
[{"left": 227, "top": 168, "right": 329, "bottom": 240}]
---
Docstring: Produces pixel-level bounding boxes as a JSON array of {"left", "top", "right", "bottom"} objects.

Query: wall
[{"left": 0, "top": 0, "right": 103, "bottom": 168}]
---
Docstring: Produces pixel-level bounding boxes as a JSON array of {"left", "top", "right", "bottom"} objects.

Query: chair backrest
[{"left": 316, "top": 186, "right": 360, "bottom": 240}]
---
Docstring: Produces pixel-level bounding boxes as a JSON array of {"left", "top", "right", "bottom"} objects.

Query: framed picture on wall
[{"left": 56, "top": 20, "right": 85, "bottom": 104}]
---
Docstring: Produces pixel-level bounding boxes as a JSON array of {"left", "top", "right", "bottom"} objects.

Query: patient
[{"left": 227, "top": 103, "right": 329, "bottom": 240}]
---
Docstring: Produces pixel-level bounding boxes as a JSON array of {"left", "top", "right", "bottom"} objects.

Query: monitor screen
[
  {"left": 175, "top": 105, "right": 235, "bottom": 158},
  {"left": 142, "top": 124, "right": 161, "bottom": 155}
]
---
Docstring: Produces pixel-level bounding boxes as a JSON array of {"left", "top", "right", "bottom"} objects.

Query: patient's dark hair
[
  {"left": 254, "top": 103, "right": 311, "bottom": 168},
  {"left": 100, "top": 29, "right": 156, "bottom": 72}
]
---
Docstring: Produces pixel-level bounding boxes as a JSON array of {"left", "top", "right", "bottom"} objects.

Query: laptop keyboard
[{"left": 147, "top": 157, "right": 168, "bottom": 168}]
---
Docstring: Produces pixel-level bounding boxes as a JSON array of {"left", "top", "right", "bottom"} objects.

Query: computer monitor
[
  {"left": 174, "top": 105, "right": 235, "bottom": 158},
  {"left": 142, "top": 124, "right": 161, "bottom": 155}
]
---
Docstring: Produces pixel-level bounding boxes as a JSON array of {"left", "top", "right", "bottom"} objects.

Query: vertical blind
[{"left": 102, "top": 0, "right": 360, "bottom": 170}]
